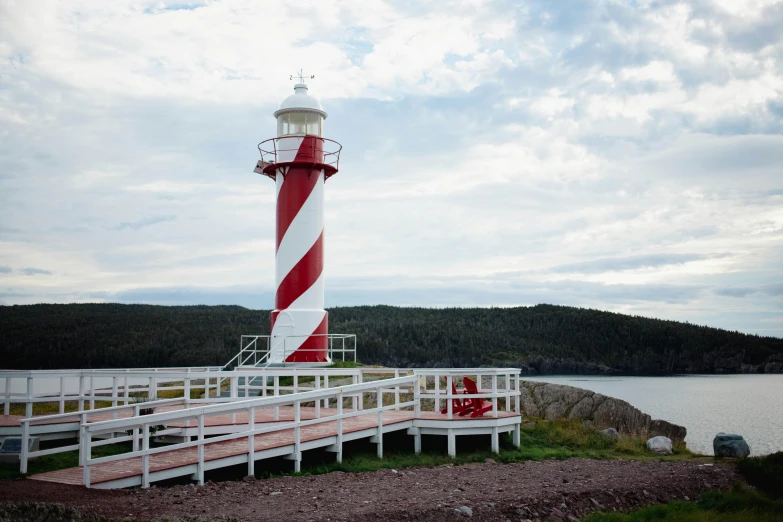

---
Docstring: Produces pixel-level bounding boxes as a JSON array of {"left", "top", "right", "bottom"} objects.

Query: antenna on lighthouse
[{"left": 290, "top": 69, "right": 315, "bottom": 82}]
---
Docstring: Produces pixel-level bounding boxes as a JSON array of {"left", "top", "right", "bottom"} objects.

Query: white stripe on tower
[
  {"left": 274, "top": 170, "right": 324, "bottom": 287},
  {"left": 267, "top": 136, "right": 327, "bottom": 363}
]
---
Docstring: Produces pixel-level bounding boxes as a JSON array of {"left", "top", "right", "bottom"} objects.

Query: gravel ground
[{"left": 0, "top": 459, "right": 738, "bottom": 522}]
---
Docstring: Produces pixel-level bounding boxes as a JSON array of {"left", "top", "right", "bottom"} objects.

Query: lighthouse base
[{"left": 270, "top": 309, "right": 329, "bottom": 364}]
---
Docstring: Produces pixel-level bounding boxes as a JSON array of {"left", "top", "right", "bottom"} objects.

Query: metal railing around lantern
[{"left": 256, "top": 137, "right": 342, "bottom": 180}]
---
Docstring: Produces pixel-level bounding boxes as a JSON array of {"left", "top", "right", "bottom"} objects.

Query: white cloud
[{"left": 1, "top": 0, "right": 782, "bottom": 336}]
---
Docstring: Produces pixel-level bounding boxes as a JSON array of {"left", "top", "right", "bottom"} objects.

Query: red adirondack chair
[
  {"left": 440, "top": 380, "right": 467, "bottom": 415},
  {"left": 460, "top": 377, "right": 494, "bottom": 418}
]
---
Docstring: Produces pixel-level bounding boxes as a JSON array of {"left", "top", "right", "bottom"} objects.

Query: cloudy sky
[{"left": 1, "top": 0, "right": 781, "bottom": 336}]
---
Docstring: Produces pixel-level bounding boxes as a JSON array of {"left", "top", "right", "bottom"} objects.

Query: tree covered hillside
[{"left": 1, "top": 303, "right": 781, "bottom": 374}]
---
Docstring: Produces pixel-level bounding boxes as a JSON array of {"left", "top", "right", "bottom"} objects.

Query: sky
[{"left": 0, "top": 0, "right": 781, "bottom": 337}]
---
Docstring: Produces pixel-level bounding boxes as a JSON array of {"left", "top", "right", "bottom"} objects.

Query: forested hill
[{"left": 1, "top": 303, "right": 782, "bottom": 374}]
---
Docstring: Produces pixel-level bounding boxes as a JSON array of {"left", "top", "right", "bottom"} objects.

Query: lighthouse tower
[{"left": 254, "top": 74, "right": 341, "bottom": 365}]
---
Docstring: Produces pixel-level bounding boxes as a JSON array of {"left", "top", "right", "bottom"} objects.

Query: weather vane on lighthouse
[
  {"left": 252, "top": 73, "right": 343, "bottom": 366},
  {"left": 290, "top": 69, "right": 314, "bottom": 82}
]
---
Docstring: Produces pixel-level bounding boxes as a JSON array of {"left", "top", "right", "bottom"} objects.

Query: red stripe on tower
[{"left": 258, "top": 80, "right": 339, "bottom": 365}]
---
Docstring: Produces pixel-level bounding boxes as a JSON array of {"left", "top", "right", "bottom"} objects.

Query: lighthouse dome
[
  {"left": 274, "top": 84, "right": 327, "bottom": 119},
  {"left": 275, "top": 83, "right": 327, "bottom": 137}
]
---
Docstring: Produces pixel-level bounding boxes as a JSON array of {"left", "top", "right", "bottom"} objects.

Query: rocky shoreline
[{"left": 518, "top": 381, "right": 687, "bottom": 442}]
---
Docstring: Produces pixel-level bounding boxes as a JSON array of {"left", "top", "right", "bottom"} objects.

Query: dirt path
[{"left": 1, "top": 459, "right": 738, "bottom": 521}]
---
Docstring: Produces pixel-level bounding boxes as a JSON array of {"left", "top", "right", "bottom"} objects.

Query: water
[{"left": 522, "top": 374, "right": 783, "bottom": 456}]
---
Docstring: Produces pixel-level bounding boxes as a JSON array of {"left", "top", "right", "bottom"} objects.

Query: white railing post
[
  {"left": 505, "top": 372, "right": 511, "bottom": 412},
  {"left": 25, "top": 377, "right": 33, "bottom": 418},
  {"left": 351, "top": 374, "right": 358, "bottom": 411},
  {"left": 89, "top": 376, "right": 95, "bottom": 410},
  {"left": 247, "top": 407, "right": 255, "bottom": 477},
  {"left": 376, "top": 386, "right": 384, "bottom": 459},
  {"left": 4, "top": 376, "right": 11, "bottom": 416},
  {"left": 184, "top": 374, "right": 191, "bottom": 407},
  {"left": 394, "top": 369, "right": 400, "bottom": 409},
  {"left": 197, "top": 415, "right": 205, "bottom": 485},
  {"left": 112, "top": 376, "right": 118, "bottom": 408},
  {"left": 293, "top": 401, "right": 301, "bottom": 473},
  {"left": 323, "top": 374, "right": 329, "bottom": 409},
  {"left": 78, "top": 375, "right": 85, "bottom": 413},
  {"left": 230, "top": 376, "right": 238, "bottom": 424},
  {"left": 492, "top": 373, "right": 499, "bottom": 416},
  {"left": 336, "top": 396, "right": 343, "bottom": 463},
  {"left": 230, "top": 376, "right": 238, "bottom": 399},
  {"left": 20, "top": 420, "right": 29, "bottom": 474},
  {"left": 273, "top": 376, "right": 280, "bottom": 421},
  {"left": 124, "top": 376, "right": 130, "bottom": 405},
  {"left": 357, "top": 373, "right": 364, "bottom": 411},
  {"left": 414, "top": 374, "right": 421, "bottom": 418},
  {"left": 59, "top": 376, "right": 66, "bottom": 414},
  {"left": 314, "top": 376, "right": 320, "bottom": 419},
  {"left": 446, "top": 374, "right": 453, "bottom": 419},
  {"left": 142, "top": 424, "right": 150, "bottom": 488},
  {"left": 79, "top": 413, "right": 88, "bottom": 466},
  {"left": 515, "top": 373, "right": 520, "bottom": 414},
  {"left": 83, "top": 429, "right": 92, "bottom": 487},
  {"left": 434, "top": 374, "right": 441, "bottom": 414}
]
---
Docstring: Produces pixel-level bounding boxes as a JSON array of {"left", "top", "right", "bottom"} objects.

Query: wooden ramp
[
  {"left": 29, "top": 408, "right": 417, "bottom": 488},
  {"left": 27, "top": 407, "right": 521, "bottom": 489}
]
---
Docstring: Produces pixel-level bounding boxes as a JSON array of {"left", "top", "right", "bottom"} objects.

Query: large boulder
[
  {"left": 646, "top": 436, "right": 673, "bottom": 455},
  {"left": 518, "top": 381, "right": 687, "bottom": 442},
  {"left": 713, "top": 433, "right": 751, "bottom": 458}
]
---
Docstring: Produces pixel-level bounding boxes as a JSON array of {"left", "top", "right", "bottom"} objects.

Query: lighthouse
[{"left": 254, "top": 74, "right": 341, "bottom": 365}]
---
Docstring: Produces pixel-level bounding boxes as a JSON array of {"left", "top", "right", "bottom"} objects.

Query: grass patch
[
  {"left": 328, "top": 361, "right": 364, "bottom": 369},
  {"left": 271, "top": 419, "right": 700, "bottom": 481},
  {"left": 7, "top": 400, "right": 130, "bottom": 416},
  {"left": 584, "top": 485, "right": 783, "bottom": 522},
  {"left": 737, "top": 452, "right": 783, "bottom": 499},
  {"left": 301, "top": 449, "right": 493, "bottom": 476},
  {"left": 500, "top": 419, "right": 696, "bottom": 462}
]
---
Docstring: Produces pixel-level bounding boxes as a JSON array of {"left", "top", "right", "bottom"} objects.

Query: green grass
[
  {"left": 584, "top": 486, "right": 783, "bottom": 522},
  {"left": 278, "top": 419, "right": 698, "bottom": 480},
  {"left": 500, "top": 419, "right": 696, "bottom": 462},
  {"left": 737, "top": 451, "right": 783, "bottom": 499},
  {"left": 0, "top": 442, "right": 133, "bottom": 481}
]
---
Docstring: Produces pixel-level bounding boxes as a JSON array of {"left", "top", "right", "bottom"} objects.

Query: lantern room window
[{"left": 277, "top": 111, "right": 323, "bottom": 137}]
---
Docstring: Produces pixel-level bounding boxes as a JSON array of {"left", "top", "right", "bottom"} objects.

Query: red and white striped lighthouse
[{"left": 254, "top": 76, "right": 341, "bottom": 365}]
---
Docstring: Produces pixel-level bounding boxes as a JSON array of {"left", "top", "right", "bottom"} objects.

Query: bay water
[{"left": 522, "top": 374, "right": 783, "bottom": 456}]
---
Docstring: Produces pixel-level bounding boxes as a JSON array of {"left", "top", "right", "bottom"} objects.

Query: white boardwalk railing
[
  {"left": 7, "top": 367, "right": 523, "bottom": 483},
  {"left": 18, "top": 397, "right": 201, "bottom": 473},
  {"left": 78, "top": 376, "right": 417, "bottom": 487},
  {"left": 1, "top": 367, "right": 372, "bottom": 418}
]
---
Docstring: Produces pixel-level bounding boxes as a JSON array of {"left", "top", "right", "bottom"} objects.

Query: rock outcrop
[{"left": 519, "top": 380, "right": 687, "bottom": 442}]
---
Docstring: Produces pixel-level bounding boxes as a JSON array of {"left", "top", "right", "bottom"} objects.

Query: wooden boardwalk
[
  {"left": 26, "top": 407, "right": 519, "bottom": 487},
  {"left": 29, "top": 409, "right": 415, "bottom": 486}
]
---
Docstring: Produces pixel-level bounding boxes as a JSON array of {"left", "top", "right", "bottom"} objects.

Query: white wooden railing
[
  {"left": 1, "top": 367, "right": 373, "bottom": 418},
  {"left": 78, "top": 376, "right": 418, "bottom": 487},
  {"left": 415, "top": 368, "right": 521, "bottom": 419}
]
